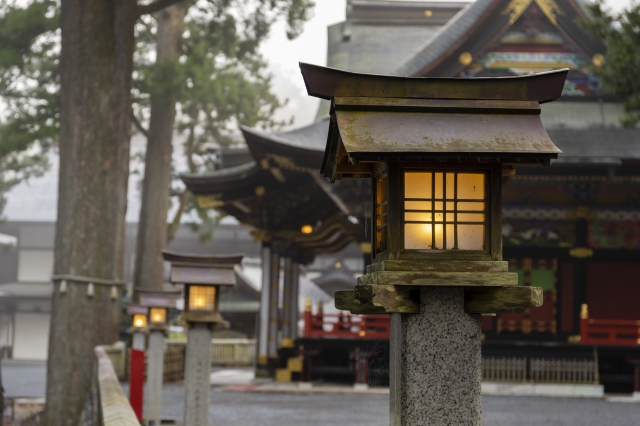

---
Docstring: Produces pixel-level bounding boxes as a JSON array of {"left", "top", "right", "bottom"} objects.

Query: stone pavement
[{"left": 3, "top": 362, "right": 639, "bottom": 425}]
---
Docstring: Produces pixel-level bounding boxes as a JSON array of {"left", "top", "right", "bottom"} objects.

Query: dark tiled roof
[
  {"left": 276, "top": 118, "right": 330, "bottom": 151},
  {"left": 550, "top": 129, "right": 640, "bottom": 160},
  {"left": 328, "top": 23, "right": 443, "bottom": 75},
  {"left": 393, "top": 0, "right": 494, "bottom": 76}
]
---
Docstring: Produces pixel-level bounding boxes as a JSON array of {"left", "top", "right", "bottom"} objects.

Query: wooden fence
[
  {"left": 482, "top": 356, "right": 599, "bottom": 384},
  {"left": 211, "top": 339, "right": 255, "bottom": 366},
  {"left": 94, "top": 346, "right": 139, "bottom": 426}
]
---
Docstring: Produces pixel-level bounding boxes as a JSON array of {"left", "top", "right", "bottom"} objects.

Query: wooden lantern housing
[
  {"left": 127, "top": 304, "right": 149, "bottom": 329},
  {"left": 136, "top": 288, "right": 182, "bottom": 330},
  {"left": 300, "top": 63, "right": 565, "bottom": 314},
  {"left": 162, "top": 250, "right": 244, "bottom": 323}
]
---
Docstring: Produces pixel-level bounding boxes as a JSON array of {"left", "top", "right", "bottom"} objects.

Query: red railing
[
  {"left": 303, "top": 309, "right": 390, "bottom": 340},
  {"left": 580, "top": 304, "right": 640, "bottom": 346}
]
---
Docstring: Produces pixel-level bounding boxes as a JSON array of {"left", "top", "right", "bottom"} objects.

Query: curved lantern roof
[{"left": 299, "top": 63, "right": 566, "bottom": 181}]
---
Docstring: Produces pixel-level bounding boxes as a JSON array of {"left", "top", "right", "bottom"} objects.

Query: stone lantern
[
  {"left": 162, "top": 250, "right": 243, "bottom": 426},
  {"left": 136, "top": 288, "right": 181, "bottom": 425},
  {"left": 300, "top": 63, "right": 566, "bottom": 424}
]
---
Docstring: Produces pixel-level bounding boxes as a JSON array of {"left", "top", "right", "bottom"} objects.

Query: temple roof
[
  {"left": 393, "top": 0, "right": 607, "bottom": 78},
  {"left": 181, "top": 121, "right": 366, "bottom": 260},
  {"left": 327, "top": 1, "right": 468, "bottom": 75}
]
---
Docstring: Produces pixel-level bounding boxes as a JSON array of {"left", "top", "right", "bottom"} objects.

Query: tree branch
[
  {"left": 167, "top": 190, "right": 189, "bottom": 242},
  {"left": 131, "top": 112, "right": 149, "bottom": 138},
  {"left": 137, "top": 0, "right": 185, "bottom": 17}
]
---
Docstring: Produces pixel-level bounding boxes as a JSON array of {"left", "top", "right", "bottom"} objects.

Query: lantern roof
[
  {"left": 299, "top": 63, "right": 566, "bottom": 181},
  {"left": 300, "top": 62, "right": 568, "bottom": 102},
  {"left": 126, "top": 304, "right": 148, "bottom": 316},
  {"left": 135, "top": 288, "right": 182, "bottom": 308},
  {"left": 162, "top": 250, "right": 244, "bottom": 286}
]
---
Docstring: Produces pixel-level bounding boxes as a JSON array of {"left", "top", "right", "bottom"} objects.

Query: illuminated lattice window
[
  {"left": 404, "top": 172, "right": 486, "bottom": 250},
  {"left": 149, "top": 307, "right": 167, "bottom": 324},
  {"left": 188, "top": 285, "right": 216, "bottom": 312}
]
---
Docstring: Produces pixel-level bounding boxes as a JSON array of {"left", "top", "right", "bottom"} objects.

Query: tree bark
[
  {"left": 133, "top": 5, "right": 187, "bottom": 293},
  {"left": 44, "top": 0, "right": 136, "bottom": 424}
]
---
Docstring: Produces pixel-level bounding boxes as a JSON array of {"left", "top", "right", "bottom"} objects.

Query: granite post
[
  {"left": 184, "top": 323, "right": 212, "bottom": 426},
  {"left": 390, "top": 287, "right": 482, "bottom": 426},
  {"left": 144, "top": 330, "right": 164, "bottom": 425}
]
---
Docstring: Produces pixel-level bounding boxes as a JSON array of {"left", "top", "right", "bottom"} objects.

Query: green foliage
[
  {"left": 581, "top": 0, "right": 640, "bottom": 127},
  {"left": 0, "top": 0, "right": 314, "bottom": 221},
  {"left": 0, "top": 0, "right": 59, "bottom": 218},
  {"left": 131, "top": 0, "right": 314, "bottom": 239}
]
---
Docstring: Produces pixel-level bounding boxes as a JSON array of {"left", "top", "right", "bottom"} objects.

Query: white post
[
  {"left": 268, "top": 251, "right": 281, "bottom": 363},
  {"left": 144, "top": 330, "right": 164, "bottom": 425},
  {"left": 256, "top": 244, "right": 271, "bottom": 376},
  {"left": 183, "top": 323, "right": 212, "bottom": 426},
  {"left": 281, "top": 257, "right": 293, "bottom": 340},
  {"left": 290, "top": 262, "right": 300, "bottom": 340}
]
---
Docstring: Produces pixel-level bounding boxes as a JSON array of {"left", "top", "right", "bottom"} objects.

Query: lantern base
[{"left": 390, "top": 287, "right": 481, "bottom": 425}]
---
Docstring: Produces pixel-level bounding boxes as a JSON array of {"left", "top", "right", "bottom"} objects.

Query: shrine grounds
[{"left": 5, "top": 361, "right": 640, "bottom": 425}]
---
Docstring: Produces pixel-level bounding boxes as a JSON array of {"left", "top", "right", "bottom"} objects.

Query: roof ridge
[{"left": 392, "top": 0, "right": 496, "bottom": 76}]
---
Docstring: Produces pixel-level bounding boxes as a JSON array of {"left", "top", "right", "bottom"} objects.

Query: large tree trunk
[
  {"left": 133, "top": 5, "right": 188, "bottom": 293},
  {"left": 44, "top": 0, "right": 136, "bottom": 424}
]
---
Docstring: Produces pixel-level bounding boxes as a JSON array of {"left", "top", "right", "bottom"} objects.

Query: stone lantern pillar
[{"left": 300, "top": 63, "right": 566, "bottom": 424}]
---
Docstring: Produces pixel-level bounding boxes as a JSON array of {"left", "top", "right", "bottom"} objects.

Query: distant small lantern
[
  {"left": 162, "top": 250, "right": 244, "bottom": 323},
  {"left": 133, "top": 314, "right": 147, "bottom": 328},
  {"left": 136, "top": 288, "right": 181, "bottom": 330},
  {"left": 162, "top": 250, "right": 244, "bottom": 426},
  {"left": 149, "top": 307, "right": 167, "bottom": 325},
  {"left": 127, "top": 304, "right": 149, "bottom": 329}
]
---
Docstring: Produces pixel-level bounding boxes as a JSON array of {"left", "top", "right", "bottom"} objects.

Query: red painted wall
[{"left": 586, "top": 261, "right": 640, "bottom": 320}]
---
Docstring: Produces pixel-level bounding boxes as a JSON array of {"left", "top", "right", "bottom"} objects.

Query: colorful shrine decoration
[{"left": 394, "top": 0, "right": 607, "bottom": 100}]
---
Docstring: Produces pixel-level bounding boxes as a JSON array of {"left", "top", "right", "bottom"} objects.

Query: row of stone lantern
[{"left": 126, "top": 250, "right": 243, "bottom": 426}]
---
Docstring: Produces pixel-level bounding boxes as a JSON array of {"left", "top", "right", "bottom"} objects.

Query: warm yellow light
[
  {"left": 404, "top": 172, "right": 486, "bottom": 250},
  {"left": 301, "top": 224, "right": 313, "bottom": 234},
  {"left": 133, "top": 314, "right": 147, "bottom": 328},
  {"left": 149, "top": 307, "right": 167, "bottom": 324},
  {"left": 188, "top": 285, "right": 216, "bottom": 312},
  {"left": 334, "top": 261, "right": 342, "bottom": 269}
]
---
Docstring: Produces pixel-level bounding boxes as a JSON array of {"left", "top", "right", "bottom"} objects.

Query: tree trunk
[
  {"left": 133, "top": 5, "right": 188, "bottom": 293},
  {"left": 44, "top": 0, "right": 136, "bottom": 424}
]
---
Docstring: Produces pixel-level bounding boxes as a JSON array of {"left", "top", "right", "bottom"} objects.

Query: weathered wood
[
  {"left": 387, "top": 163, "right": 404, "bottom": 260},
  {"left": 335, "top": 291, "right": 387, "bottom": 314},
  {"left": 95, "top": 346, "right": 140, "bottom": 426},
  {"left": 464, "top": 286, "right": 543, "bottom": 314},
  {"left": 355, "top": 285, "right": 420, "bottom": 313},
  {"left": 336, "top": 286, "right": 420, "bottom": 314},
  {"left": 358, "top": 271, "right": 518, "bottom": 287},
  {"left": 397, "top": 250, "right": 492, "bottom": 261},
  {"left": 367, "top": 260, "right": 508, "bottom": 273},
  {"left": 490, "top": 164, "right": 503, "bottom": 261}
]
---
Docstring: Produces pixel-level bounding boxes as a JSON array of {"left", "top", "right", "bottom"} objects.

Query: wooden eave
[{"left": 241, "top": 126, "right": 325, "bottom": 172}]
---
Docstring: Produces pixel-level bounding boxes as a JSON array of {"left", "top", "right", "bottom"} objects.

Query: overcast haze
[{"left": 2, "top": 0, "right": 634, "bottom": 221}]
